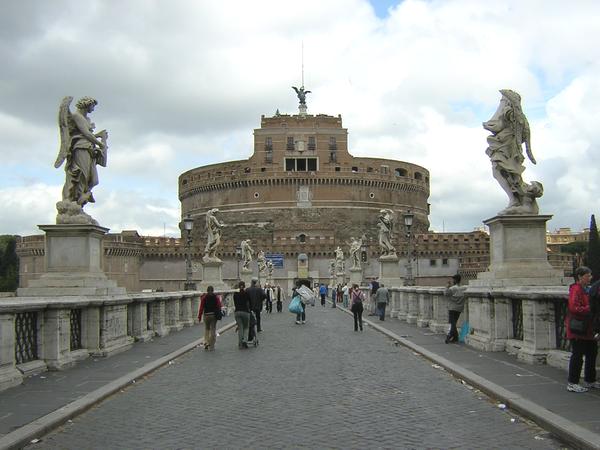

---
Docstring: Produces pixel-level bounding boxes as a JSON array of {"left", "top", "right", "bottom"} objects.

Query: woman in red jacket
[
  {"left": 198, "top": 286, "right": 222, "bottom": 351},
  {"left": 566, "top": 267, "right": 599, "bottom": 393}
]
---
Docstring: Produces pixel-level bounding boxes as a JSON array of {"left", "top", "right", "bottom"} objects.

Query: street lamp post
[
  {"left": 403, "top": 212, "right": 415, "bottom": 286},
  {"left": 235, "top": 246, "right": 242, "bottom": 281},
  {"left": 183, "top": 215, "right": 196, "bottom": 290}
]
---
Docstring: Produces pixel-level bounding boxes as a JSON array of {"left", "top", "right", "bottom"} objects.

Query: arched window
[
  {"left": 395, "top": 168, "right": 407, "bottom": 177},
  {"left": 414, "top": 172, "right": 423, "bottom": 180}
]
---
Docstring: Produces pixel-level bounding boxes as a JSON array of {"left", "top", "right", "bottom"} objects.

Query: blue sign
[{"left": 266, "top": 253, "right": 284, "bottom": 268}]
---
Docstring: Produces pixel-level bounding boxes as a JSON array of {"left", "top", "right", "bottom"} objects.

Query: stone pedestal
[
  {"left": 17, "top": 224, "right": 125, "bottom": 297},
  {"left": 240, "top": 268, "right": 253, "bottom": 287},
  {"left": 379, "top": 255, "right": 402, "bottom": 289},
  {"left": 200, "top": 259, "right": 228, "bottom": 291},
  {"left": 470, "top": 215, "right": 566, "bottom": 288},
  {"left": 349, "top": 267, "right": 363, "bottom": 285},
  {"left": 336, "top": 272, "right": 345, "bottom": 286}
]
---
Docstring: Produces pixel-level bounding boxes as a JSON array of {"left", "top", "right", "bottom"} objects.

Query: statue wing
[
  {"left": 54, "top": 96, "right": 73, "bottom": 168},
  {"left": 292, "top": 86, "right": 299, "bottom": 94},
  {"left": 523, "top": 124, "right": 536, "bottom": 164}
]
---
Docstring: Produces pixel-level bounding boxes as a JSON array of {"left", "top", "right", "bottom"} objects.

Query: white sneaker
[
  {"left": 295, "top": 320, "right": 301, "bottom": 324},
  {"left": 302, "top": 320, "right": 306, "bottom": 324},
  {"left": 567, "top": 383, "right": 589, "bottom": 393},
  {"left": 582, "top": 381, "right": 600, "bottom": 389}
]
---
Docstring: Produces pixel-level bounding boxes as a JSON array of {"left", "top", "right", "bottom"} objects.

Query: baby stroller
[{"left": 248, "top": 311, "right": 259, "bottom": 347}]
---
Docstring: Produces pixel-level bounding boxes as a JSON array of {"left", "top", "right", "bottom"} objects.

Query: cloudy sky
[{"left": 1, "top": 0, "right": 599, "bottom": 237}]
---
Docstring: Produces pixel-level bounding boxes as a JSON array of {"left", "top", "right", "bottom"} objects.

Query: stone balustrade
[
  {"left": 0, "top": 289, "right": 234, "bottom": 392},
  {"left": 364, "top": 284, "right": 578, "bottom": 371}
]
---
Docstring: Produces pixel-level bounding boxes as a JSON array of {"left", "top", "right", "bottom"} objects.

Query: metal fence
[{"left": 15, "top": 312, "right": 38, "bottom": 364}]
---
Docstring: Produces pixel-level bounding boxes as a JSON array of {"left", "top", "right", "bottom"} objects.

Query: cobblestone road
[{"left": 29, "top": 305, "right": 565, "bottom": 449}]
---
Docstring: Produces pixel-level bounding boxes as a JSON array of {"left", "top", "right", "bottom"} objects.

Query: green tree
[
  {"left": 561, "top": 241, "right": 588, "bottom": 255},
  {"left": 0, "top": 235, "right": 19, "bottom": 292},
  {"left": 587, "top": 215, "right": 600, "bottom": 283}
]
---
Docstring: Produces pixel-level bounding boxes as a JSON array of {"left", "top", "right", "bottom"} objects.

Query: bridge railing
[
  {"left": 0, "top": 289, "right": 235, "bottom": 393},
  {"left": 362, "top": 285, "right": 572, "bottom": 369}
]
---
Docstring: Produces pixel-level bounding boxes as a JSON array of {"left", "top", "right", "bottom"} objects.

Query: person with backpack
[
  {"left": 566, "top": 266, "right": 599, "bottom": 392},
  {"left": 198, "top": 285, "right": 222, "bottom": 351},
  {"left": 350, "top": 284, "right": 365, "bottom": 332},
  {"left": 319, "top": 283, "right": 327, "bottom": 307},
  {"left": 247, "top": 278, "right": 267, "bottom": 333}
]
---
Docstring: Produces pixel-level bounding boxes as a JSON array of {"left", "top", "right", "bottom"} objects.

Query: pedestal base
[
  {"left": 470, "top": 214, "right": 567, "bottom": 288},
  {"left": 17, "top": 224, "right": 126, "bottom": 297},
  {"left": 379, "top": 256, "right": 402, "bottom": 288},
  {"left": 349, "top": 268, "right": 363, "bottom": 285},
  {"left": 200, "top": 260, "right": 228, "bottom": 291},
  {"left": 336, "top": 273, "right": 345, "bottom": 286},
  {"left": 240, "top": 268, "right": 253, "bottom": 287}
]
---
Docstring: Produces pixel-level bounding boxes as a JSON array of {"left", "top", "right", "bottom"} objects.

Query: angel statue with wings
[
  {"left": 292, "top": 86, "right": 311, "bottom": 105},
  {"left": 55, "top": 96, "right": 108, "bottom": 213}
]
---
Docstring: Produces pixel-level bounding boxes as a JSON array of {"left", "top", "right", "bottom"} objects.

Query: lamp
[
  {"left": 183, "top": 215, "right": 196, "bottom": 290},
  {"left": 403, "top": 212, "right": 415, "bottom": 286}
]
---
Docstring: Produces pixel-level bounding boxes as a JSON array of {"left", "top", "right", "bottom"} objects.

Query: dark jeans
[
  {"left": 276, "top": 300, "right": 282, "bottom": 312},
  {"left": 296, "top": 302, "right": 306, "bottom": 322},
  {"left": 448, "top": 310, "right": 462, "bottom": 341},
  {"left": 266, "top": 300, "right": 272, "bottom": 313},
  {"left": 377, "top": 303, "right": 387, "bottom": 321},
  {"left": 254, "top": 309, "right": 262, "bottom": 332},
  {"left": 353, "top": 305, "right": 363, "bottom": 331},
  {"left": 320, "top": 294, "right": 326, "bottom": 306},
  {"left": 568, "top": 339, "right": 598, "bottom": 384}
]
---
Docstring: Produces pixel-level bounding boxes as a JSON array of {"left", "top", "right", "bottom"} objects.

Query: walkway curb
[
  {"left": 347, "top": 308, "right": 600, "bottom": 450},
  {"left": 0, "top": 321, "right": 236, "bottom": 450}
]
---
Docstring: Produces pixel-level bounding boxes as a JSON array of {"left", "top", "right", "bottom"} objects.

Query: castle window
[
  {"left": 244, "top": 167, "right": 251, "bottom": 173},
  {"left": 285, "top": 158, "right": 318, "bottom": 172},
  {"left": 265, "top": 137, "right": 273, "bottom": 151},
  {"left": 308, "top": 136, "right": 316, "bottom": 151},
  {"left": 286, "top": 137, "right": 295, "bottom": 151},
  {"left": 395, "top": 168, "right": 407, "bottom": 177},
  {"left": 335, "top": 166, "right": 341, "bottom": 172},
  {"left": 261, "top": 167, "right": 266, "bottom": 172},
  {"left": 430, "top": 259, "right": 437, "bottom": 267},
  {"left": 381, "top": 165, "right": 389, "bottom": 175},
  {"left": 182, "top": 179, "right": 188, "bottom": 185},
  {"left": 367, "top": 167, "right": 373, "bottom": 173},
  {"left": 351, "top": 166, "right": 358, "bottom": 173},
  {"left": 369, "top": 192, "right": 375, "bottom": 199},
  {"left": 414, "top": 172, "right": 423, "bottom": 180},
  {"left": 442, "top": 258, "right": 449, "bottom": 266},
  {"left": 297, "top": 234, "right": 307, "bottom": 243},
  {"left": 329, "top": 137, "right": 337, "bottom": 150},
  {"left": 254, "top": 192, "right": 260, "bottom": 198}
]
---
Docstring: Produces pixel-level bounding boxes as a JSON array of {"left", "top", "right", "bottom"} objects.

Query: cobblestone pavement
[{"left": 29, "top": 306, "right": 565, "bottom": 449}]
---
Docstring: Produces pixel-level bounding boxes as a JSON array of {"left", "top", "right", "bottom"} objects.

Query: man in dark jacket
[{"left": 247, "top": 278, "right": 267, "bottom": 332}]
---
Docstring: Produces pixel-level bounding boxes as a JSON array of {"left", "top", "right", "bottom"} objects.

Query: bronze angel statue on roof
[
  {"left": 55, "top": 96, "right": 108, "bottom": 211},
  {"left": 292, "top": 86, "right": 311, "bottom": 105}
]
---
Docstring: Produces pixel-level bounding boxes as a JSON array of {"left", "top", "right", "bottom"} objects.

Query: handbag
[
  {"left": 288, "top": 296, "right": 303, "bottom": 315},
  {"left": 569, "top": 316, "right": 588, "bottom": 335},
  {"left": 215, "top": 308, "right": 223, "bottom": 321}
]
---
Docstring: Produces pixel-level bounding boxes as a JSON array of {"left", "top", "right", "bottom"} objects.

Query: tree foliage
[
  {"left": 561, "top": 241, "right": 588, "bottom": 255},
  {"left": 587, "top": 215, "right": 600, "bottom": 283},
  {"left": 0, "top": 235, "right": 19, "bottom": 292}
]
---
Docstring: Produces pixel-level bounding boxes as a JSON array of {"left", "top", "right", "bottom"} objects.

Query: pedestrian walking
[
  {"left": 319, "top": 283, "right": 327, "bottom": 306},
  {"left": 566, "top": 266, "right": 600, "bottom": 392},
  {"left": 198, "top": 285, "right": 222, "bottom": 351},
  {"left": 247, "top": 278, "right": 267, "bottom": 332},
  {"left": 331, "top": 285, "right": 337, "bottom": 308},
  {"left": 342, "top": 283, "right": 349, "bottom": 308},
  {"left": 444, "top": 274, "right": 466, "bottom": 343},
  {"left": 233, "top": 281, "right": 251, "bottom": 349},
  {"left": 337, "top": 284, "right": 343, "bottom": 304},
  {"left": 265, "top": 284, "right": 274, "bottom": 314},
  {"left": 350, "top": 284, "right": 365, "bottom": 331},
  {"left": 374, "top": 283, "right": 390, "bottom": 321},
  {"left": 293, "top": 288, "right": 306, "bottom": 324},
  {"left": 368, "top": 278, "right": 379, "bottom": 316},
  {"left": 276, "top": 285, "right": 284, "bottom": 313}
]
